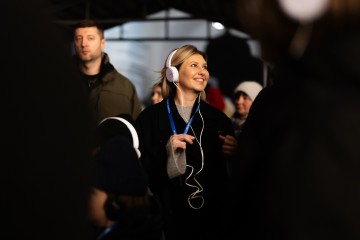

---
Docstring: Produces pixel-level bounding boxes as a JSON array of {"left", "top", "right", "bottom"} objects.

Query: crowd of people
[{"left": 10, "top": 0, "right": 360, "bottom": 239}]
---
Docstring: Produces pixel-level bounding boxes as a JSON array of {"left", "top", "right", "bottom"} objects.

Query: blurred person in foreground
[
  {"left": 3, "top": 0, "right": 92, "bottom": 239},
  {"left": 89, "top": 114, "right": 163, "bottom": 240},
  {"left": 230, "top": 0, "right": 360, "bottom": 239}
]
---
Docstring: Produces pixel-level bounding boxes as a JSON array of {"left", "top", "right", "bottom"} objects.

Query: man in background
[{"left": 73, "top": 19, "right": 142, "bottom": 126}]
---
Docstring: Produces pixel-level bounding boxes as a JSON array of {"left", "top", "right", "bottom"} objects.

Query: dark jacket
[
  {"left": 231, "top": 32, "right": 360, "bottom": 240},
  {"left": 135, "top": 96, "right": 234, "bottom": 240},
  {"left": 74, "top": 53, "right": 142, "bottom": 125},
  {"left": 97, "top": 196, "right": 163, "bottom": 240}
]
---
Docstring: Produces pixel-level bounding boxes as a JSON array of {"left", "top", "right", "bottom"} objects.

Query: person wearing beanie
[
  {"left": 231, "top": 81, "right": 263, "bottom": 140},
  {"left": 88, "top": 114, "right": 164, "bottom": 240}
]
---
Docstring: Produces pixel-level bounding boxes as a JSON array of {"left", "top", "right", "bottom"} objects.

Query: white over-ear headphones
[
  {"left": 98, "top": 117, "right": 141, "bottom": 158},
  {"left": 166, "top": 49, "right": 179, "bottom": 82},
  {"left": 278, "top": 0, "right": 329, "bottom": 23}
]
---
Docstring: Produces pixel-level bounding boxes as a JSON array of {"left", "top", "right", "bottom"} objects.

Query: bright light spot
[{"left": 211, "top": 22, "right": 224, "bottom": 30}]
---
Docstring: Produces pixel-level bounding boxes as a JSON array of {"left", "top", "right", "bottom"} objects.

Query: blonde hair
[{"left": 160, "top": 45, "right": 207, "bottom": 101}]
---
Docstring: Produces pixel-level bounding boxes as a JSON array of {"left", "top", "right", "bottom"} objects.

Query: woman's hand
[{"left": 171, "top": 134, "right": 195, "bottom": 152}]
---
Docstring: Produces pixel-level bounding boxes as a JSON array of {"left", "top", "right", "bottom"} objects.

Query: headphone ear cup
[
  {"left": 166, "top": 66, "right": 179, "bottom": 82},
  {"left": 278, "top": 0, "right": 329, "bottom": 23},
  {"left": 165, "top": 49, "right": 179, "bottom": 82}
]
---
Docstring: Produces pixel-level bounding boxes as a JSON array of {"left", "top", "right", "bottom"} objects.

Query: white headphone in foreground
[
  {"left": 278, "top": 0, "right": 329, "bottom": 23},
  {"left": 166, "top": 49, "right": 179, "bottom": 82},
  {"left": 98, "top": 117, "right": 141, "bottom": 158}
]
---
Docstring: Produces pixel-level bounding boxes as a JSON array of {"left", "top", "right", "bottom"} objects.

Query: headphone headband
[
  {"left": 98, "top": 117, "right": 141, "bottom": 158},
  {"left": 166, "top": 49, "right": 178, "bottom": 68}
]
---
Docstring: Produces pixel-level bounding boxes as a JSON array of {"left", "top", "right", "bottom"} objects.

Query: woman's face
[
  {"left": 234, "top": 92, "right": 253, "bottom": 117},
  {"left": 151, "top": 85, "right": 163, "bottom": 104},
  {"left": 178, "top": 53, "right": 209, "bottom": 94}
]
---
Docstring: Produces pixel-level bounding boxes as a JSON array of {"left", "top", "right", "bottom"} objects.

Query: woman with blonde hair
[{"left": 135, "top": 44, "right": 237, "bottom": 240}]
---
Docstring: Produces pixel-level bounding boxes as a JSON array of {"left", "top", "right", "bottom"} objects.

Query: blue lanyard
[
  {"left": 166, "top": 98, "right": 200, "bottom": 135},
  {"left": 96, "top": 223, "right": 118, "bottom": 240}
]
